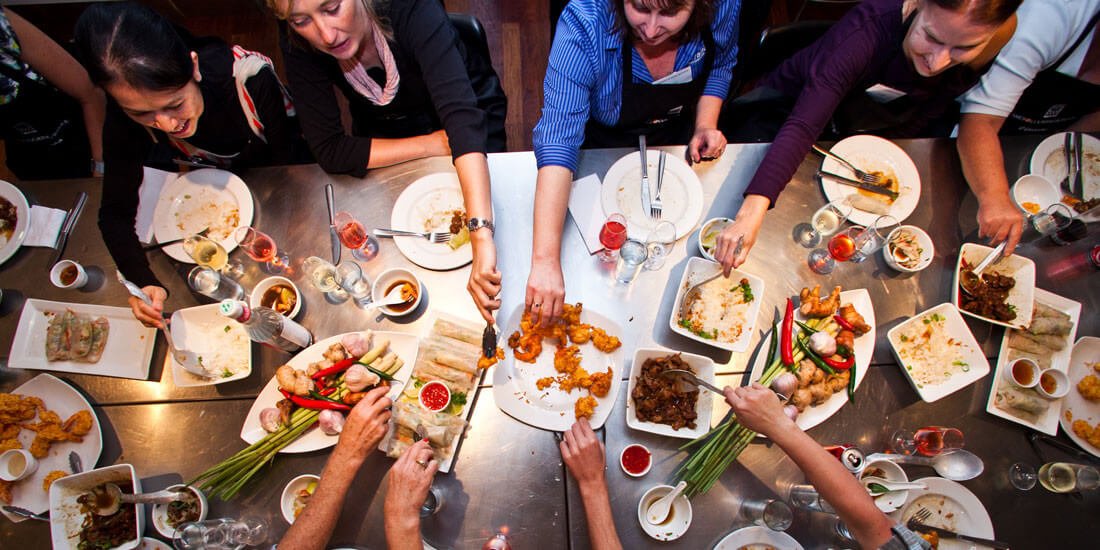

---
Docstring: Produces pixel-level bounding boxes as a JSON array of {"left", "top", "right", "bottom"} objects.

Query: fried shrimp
[
  {"left": 42, "top": 470, "right": 68, "bottom": 492},
  {"left": 799, "top": 285, "right": 841, "bottom": 318},
  {"left": 567, "top": 323, "right": 593, "bottom": 344},
  {"left": 62, "top": 410, "right": 94, "bottom": 437},
  {"left": 574, "top": 396, "right": 597, "bottom": 419},
  {"left": 590, "top": 328, "right": 621, "bottom": 353}
]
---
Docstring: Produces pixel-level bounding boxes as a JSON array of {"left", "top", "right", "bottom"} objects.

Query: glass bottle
[{"left": 219, "top": 300, "right": 312, "bottom": 353}]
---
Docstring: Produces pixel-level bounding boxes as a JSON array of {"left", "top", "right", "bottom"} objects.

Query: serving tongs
[
  {"left": 481, "top": 320, "right": 497, "bottom": 360},
  {"left": 959, "top": 241, "right": 1006, "bottom": 296},
  {"left": 86, "top": 483, "right": 187, "bottom": 516},
  {"left": 115, "top": 270, "right": 213, "bottom": 378}
]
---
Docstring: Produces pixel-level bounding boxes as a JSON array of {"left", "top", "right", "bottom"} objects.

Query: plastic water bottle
[{"left": 219, "top": 299, "right": 312, "bottom": 353}]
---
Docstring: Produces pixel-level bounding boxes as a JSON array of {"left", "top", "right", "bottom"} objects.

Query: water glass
[
  {"left": 849, "top": 214, "right": 897, "bottom": 263},
  {"left": 1038, "top": 462, "right": 1100, "bottom": 493},
  {"left": 302, "top": 256, "right": 349, "bottom": 302},
  {"left": 173, "top": 517, "right": 268, "bottom": 549},
  {"left": 643, "top": 221, "right": 675, "bottom": 270},
  {"left": 1008, "top": 462, "right": 1037, "bottom": 491},
  {"left": 740, "top": 498, "right": 793, "bottom": 531},
  {"left": 1023, "top": 203, "right": 1073, "bottom": 241},
  {"left": 187, "top": 266, "right": 245, "bottom": 302},
  {"left": 336, "top": 260, "right": 373, "bottom": 307},
  {"left": 794, "top": 199, "right": 851, "bottom": 247},
  {"left": 615, "top": 238, "right": 648, "bottom": 283},
  {"left": 420, "top": 484, "right": 445, "bottom": 517},
  {"left": 787, "top": 484, "right": 835, "bottom": 513}
]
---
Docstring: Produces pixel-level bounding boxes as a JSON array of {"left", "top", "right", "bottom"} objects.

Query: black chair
[
  {"left": 447, "top": 12, "right": 492, "bottom": 64},
  {"left": 446, "top": 12, "right": 508, "bottom": 152},
  {"left": 733, "top": 20, "right": 833, "bottom": 95}
]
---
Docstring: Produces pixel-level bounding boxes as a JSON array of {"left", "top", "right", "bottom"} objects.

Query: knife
[
  {"left": 51, "top": 191, "right": 87, "bottom": 267},
  {"left": 325, "top": 184, "right": 341, "bottom": 264},
  {"left": 639, "top": 135, "right": 652, "bottom": 214},
  {"left": 1073, "top": 132, "right": 1084, "bottom": 197},
  {"left": 69, "top": 450, "right": 83, "bottom": 473},
  {"left": 2, "top": 506, "right": 49, "bottom": 522},
  {"left": 907, "top": 520, "right": 1011, "bottom": 549},
  {"left": 818, "top": 171, "right": 899, "bottom": 200}
]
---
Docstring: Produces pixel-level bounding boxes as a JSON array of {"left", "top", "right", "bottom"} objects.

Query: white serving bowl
[
  {"left": 696, "top": 217, "right": 731, "bottom": 261},
  {"left": 883, "top": 225, "right": 934, "bottom": 273},
  {"left": 637, "top": 484, "right": 692, "bottom": 541},
  {"left": 370, "top": 268, "right": 423, "bottom": 317},
  {"left": 49, "top": 464, "right": 143, "bottom": 550},
  {"left": 626, "top": 347, "right": 715, "bottom": 439},
  {"left": 151, "top": 484, "right": 208, "bottom": 539},
  {"left": 1012, "top": 174, "right": 1061, "bottom": 214},
  {"left": 250, "top": 276, "right": 302, "bottom": 318},
  {"left": 861, "top": 459, "right": 910, "bottom": 513},
  {"left": 281, "top": 474, "right": 320, "bottom": 524}
]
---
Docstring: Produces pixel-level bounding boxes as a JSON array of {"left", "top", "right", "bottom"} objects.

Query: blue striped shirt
[{"left": 533, "top": 0, "right": 741, "bottom": 171}]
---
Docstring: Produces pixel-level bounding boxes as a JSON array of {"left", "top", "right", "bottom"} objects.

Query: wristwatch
[{"left": 466, "top": 217, "right": 495, "bottom": 235}]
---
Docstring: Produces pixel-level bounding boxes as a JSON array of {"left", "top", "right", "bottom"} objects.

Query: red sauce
[
  {"left": 1012, "top": 361, "right": 1036, "bottom": 386},
  {"left": 621, "top": 444, "right": 651, "bottom": 475},
  {"left": 59, "top": 264, "right": 78, "bottom": 285},
  {"left": 420, "top": 382, "right": 450, "bottom": 411},
  {"left": 1040, "top": 371, "right": 1058, "bottom": 394}
]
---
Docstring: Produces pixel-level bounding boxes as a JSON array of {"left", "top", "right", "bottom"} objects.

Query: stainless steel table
[{"left": 1, "top": 135, "right": 1097, "bottom": 548}]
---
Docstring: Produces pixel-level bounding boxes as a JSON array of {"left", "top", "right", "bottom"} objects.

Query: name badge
[
  {"left": 654, "top": 65, "right": 694, "bottom": 85},
  {"left": 864, "top": 84, "right": 907, "bottom": 103}
]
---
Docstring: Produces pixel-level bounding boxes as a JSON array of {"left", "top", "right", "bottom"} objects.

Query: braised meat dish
[
  {"left": 959, "top": 272, "right": 1016, "bottom": 321},
  {"left": 631, "top": 354, "right": 699, "bottom": 430}
]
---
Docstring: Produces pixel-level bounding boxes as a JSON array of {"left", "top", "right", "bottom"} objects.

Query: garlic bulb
[
  {"left": 808, "top": 331, "right": 836, "bottom": 357},
  {"left": 770, "top": 372, "right": 799, "bottom": 399},
  {"left": 319, "top": 409, "right": 346, "bottom": 435},
  {"left": 259, "top": 407, "right": 282, "bottom": 433},
  {"left": 341, "top": 331, "right": 373, "bottom": 358},
  {"left": 783, "top": 404, "right": 800, "bottom": 422},
  {"left": 343, "top": 364, "right": 381, "bottom": 392}
]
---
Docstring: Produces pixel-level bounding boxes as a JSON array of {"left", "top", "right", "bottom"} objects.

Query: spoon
[
  {"left": 678, "top": 238, "right": 743, "bottom": 321},
  {"left": 90, "top": 483, "right": 188, "bottom": 516},
  {"left": 363, "top": 284, "right": 413, "bottom": 313},
  {"left": 866, "top": 450, "right": 985, "bottom": 481},
  {"left": 861, "top": 476, "right": 926, "bottom": 495},
  {"left": 660, "top": 369, "right": 787, "bottom": 401},
  {"left": 646, "top": 480, "right": 687, "bottom": 524},
  {"left": 115, "top": 270, "right": 213, "bottom": 378},
  {"left": 959, "top": 241, "right": 1006, "bottom": 296}
]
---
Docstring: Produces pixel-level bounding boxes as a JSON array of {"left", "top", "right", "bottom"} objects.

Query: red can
[{"left": 824, "top": 444, "right": 865, "bottom": 474}]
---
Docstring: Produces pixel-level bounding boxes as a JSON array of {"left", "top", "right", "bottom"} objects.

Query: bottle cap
[{"left": 219, "top": 299, "right": 246, "bottom": 319}]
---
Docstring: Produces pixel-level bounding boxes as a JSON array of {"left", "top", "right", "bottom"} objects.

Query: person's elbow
[{"left": 309, "top": 136, "right": 367, "bottom": 177}]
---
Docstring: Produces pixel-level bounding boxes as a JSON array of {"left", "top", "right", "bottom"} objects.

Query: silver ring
[{"left": 416, "top": 459, "right": 428, "bottom": 468}]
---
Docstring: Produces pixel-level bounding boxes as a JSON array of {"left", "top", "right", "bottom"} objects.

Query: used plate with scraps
[
  {"left": 152, "top": 168, "right": 254, "bottom": 263},
  {"left": 820, "top": 135, "right": 920, "bottom": 226},
  {"left": 168, "top": 304, "right": 252, "bottom": 387},
  {"left": 888, "top": 303, "right": 990, "bottom": 403},
  {"left": 389, "top": 172, "right": 473, "bottom": 271},
  {"left": 600, "top": 149, "right": 704, "bottom": 240},
  {"left": 889, "top": 477, "right": 994, "bottom": 550},
  {"left": 0, "top": 179, "right": 30, "bottom": 265}
]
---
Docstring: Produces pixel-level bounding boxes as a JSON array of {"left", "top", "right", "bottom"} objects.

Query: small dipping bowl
[
  {"left": 883, "top": 225, "right": 935, "bottom": 273},
  {"left": 860, "top": 459, "right": 910, "bottom": 513},
  {"left": 250, "top": 276, "right": 302, "bottom": 318},
  {"left": 1037, "top": 368, "right": 1070, "bottom": 399},
  {"left": 1012, "top": 174, "right": 1061, "bottom": 215},
  {"left": 0, "top": 448, "right": 38, "bottom": 482},
  {"left": 1005, "top": 358, "right": 1040, "bottom": 389},
  {"left": 419, "top": 381, "right": 451, "bottom": 412},
  {"left": 281, "top": 474, "right": 320, "bottom": 524},
  {"left": 697, "top": 217, "right": 732, "bottom": 261},
  {"left": 50, "top": 260, "right": 88, "bottom": 289},
  {"left": 370, "top": 268, "right": 422, "bottom": 316},
  {"left": 637, "top": 484, "right": 692, "bottom": 541},
  {"left": 151, "top": 484, "right": 207, "bottom": 538},
  {"left": 620, "top": 444, "right": 652, "bottom": 477}
]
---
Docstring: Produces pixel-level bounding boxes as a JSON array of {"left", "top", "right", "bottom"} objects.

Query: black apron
[
  {"left": 1001, "top": 11, "right": 1100, "bottom": 134},
  {"left": 584, "top": 28, "right": 715, "bottom": 147}
]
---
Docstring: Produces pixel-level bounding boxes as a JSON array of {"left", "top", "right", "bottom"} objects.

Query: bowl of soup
[
  {"left": 370, "top": 268, "right": 422, "bottom": 317},
  {"left": 250, "top": 276, "right": 301, "bottom": 318}
]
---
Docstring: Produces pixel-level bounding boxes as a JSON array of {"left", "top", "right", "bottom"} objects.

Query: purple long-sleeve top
[{"left": 744, "top": 0, "right": 983, "bottom": 205}]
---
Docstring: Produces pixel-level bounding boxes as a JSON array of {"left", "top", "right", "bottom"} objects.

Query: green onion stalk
[{"left": 674, "top": 316, "right": 840, "bottom": 498}]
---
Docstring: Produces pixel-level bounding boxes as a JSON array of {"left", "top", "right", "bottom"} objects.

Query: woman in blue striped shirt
[{"left": 526, "top": 0, "right": 740, "bottom": 322}]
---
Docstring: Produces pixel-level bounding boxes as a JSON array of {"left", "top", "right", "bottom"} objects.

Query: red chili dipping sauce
[
  {"left": 419, "top": 381, "right": 450, "bottom": 412},
  {"left": 621, "top": 444, "right": 651, "bottom": 476}
]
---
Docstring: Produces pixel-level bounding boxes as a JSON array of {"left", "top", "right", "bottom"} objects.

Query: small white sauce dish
[
  {"left": 696, "top": 217, "right": 732, "bottom": 261},
  {"left": 637, "top": 484, "right": 692, "bottom": 541},
  {"left": 0, "top": 448, "right": 38, "bottom": 481},
  {"left": 281, "top": 474, "right": 320, "bottom": 524},
  {"left": 50, "top": 260, "right": 89, "bottom": 289},
  {"left": 1037, "top": 368, "right": 1070, "bottom": 399},
  {"left": 370, "top": 268, "right": 423, "bottom": 316},
  {"left": 883, "top": 225, "right": 934, "bottom": 273},
  {"left": 619, "top": 444, "right": 652, "bottom": 478},
  {"left": 250, "top": 276, "right": 302, "bottom": 318},
  {"left": 860, "top": 459, "right": 910, "bottom": 513},
  {"left": 151, "top": 484, "right": 208, "bottom": 538}
]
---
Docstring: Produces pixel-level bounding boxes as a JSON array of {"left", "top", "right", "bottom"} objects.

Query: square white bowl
[
  {"left": 169, "top": 304, "right": 253, "bottom": 386},
  {"left": 887, "top": 303, "right": 990, "bottom": 402},
  {"left": 49, "top": 464, "right": 144, "bottom": 550},
  {"left": 625, "top": 347, "right": 715, "bottom": 439},
  {"left": 951, "top": 242, "right": 1035, "bottom": 330},
  {"left": 668, "top": 257, "right": 765, "bottom": 352}
]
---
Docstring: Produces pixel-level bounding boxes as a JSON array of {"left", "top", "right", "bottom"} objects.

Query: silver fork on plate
[
  {"left": 812, "top": 144, "right": 884, "bottom": 185},
  {"left": 373, "top": 228, "right": 452, "bottom": 243},
  {"left": 651, "top": 150, "right": 666, "bottom": 219}
]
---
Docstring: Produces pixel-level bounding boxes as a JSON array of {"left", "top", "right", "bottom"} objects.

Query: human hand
[
  {"left": 713, "top": 196, "right": 769, "bottom": 275},
  {"left": 723, "top": 383, "right": 797, "bottom": 438},
  {"left": 384, "top": 439, "right": 438, "bottom": 519},
  {"left": 128, "top": 285, "right": 167, "bottom": 328},
  {"left": 977, "top": 194, "right": 1023, "bottom": 256},
  {"left": 468, "top": 235, "right": 502, "bottom": 323},
  {"left": 559, "top": 418, "right": 606, "bottom": 491},
  {"left": 334, "top": 385, "right": 392, "bottom": 462},
  {"left": 525, "top": 258, "right": 565, "bottom": 326},
  {"left": 687, "top": 127, "right": 727, "bottom": 164}
]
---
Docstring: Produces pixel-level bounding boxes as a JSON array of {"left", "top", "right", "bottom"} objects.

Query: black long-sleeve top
[{"left": 281, "top": 0, "right": 506, "bottom": 177}]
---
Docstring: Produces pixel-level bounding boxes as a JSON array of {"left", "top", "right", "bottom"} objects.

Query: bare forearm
[
  {"left": 367, "top": 133, "right": 447, "bottom": 168},
  {"left": 531, "top": 165, "right": 573, "bottom": 265},
  {"left": 957, "top": 114, "right": 1010, "bottom": 203},
  {"left": 695, "top": 95, "right": 723, "bottom": 131},
  {"left": 384, "top": 514, "right": 422, "bottom": 550},
  {"left": 80, "top": 89, "right": 106, "bottom": 162},
  {"left": 277, "top": 450, "right": 364, "bottom": 550},
  {"left": 579, "top": 482, "right": 623, "bottom": 550}
]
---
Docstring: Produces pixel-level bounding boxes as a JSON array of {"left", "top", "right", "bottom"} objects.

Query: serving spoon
[
  {"left": 89, "top": 483, "right": 187, "bottom": 516},
  {"left": 363, "top": 284, "right": 414, "bottom": 313},
  {"left": 646, "top": 480, "right": 687, "bottom": 524},
  {"left": 861, "top": 476, "right": 926, "bottom": 495},
  {"left": 116, "top": 270, "right": 213, "bottom": 378},
  {"left": 959, "top": 241, "right": 1006, "bottom": 296},
  {"left": 661, "top": 369, "right": 786, "bottom": 401},
  {"left": 865, "top": 450, "right": 985, "bottom": 481}
]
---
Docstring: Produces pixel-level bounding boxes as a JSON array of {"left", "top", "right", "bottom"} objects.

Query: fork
[
  {"left": 912, "top": 507, "right": 933, "bottom": 524},
  {"left": 651, "top": 150, "right": 666, "bottom": 219},
  {"left": 373, "top": 228, "right": 452, "bottom": 243},
  {"left": 811, "top": 144, "right": 884, "bottom": 185}
]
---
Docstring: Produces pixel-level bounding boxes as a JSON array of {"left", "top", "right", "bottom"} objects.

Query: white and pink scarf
[{"left": 339, "top": 19, "right": 400, "bottom": 105}]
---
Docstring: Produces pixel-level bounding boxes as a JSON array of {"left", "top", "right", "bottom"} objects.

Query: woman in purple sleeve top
[{"left": 712, "top": 0, "right": 1020, "bottom": 272}]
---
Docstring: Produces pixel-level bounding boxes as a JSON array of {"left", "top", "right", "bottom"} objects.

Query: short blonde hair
[{"left": 266, "top": 0, "right": 392, "bottom": 40}]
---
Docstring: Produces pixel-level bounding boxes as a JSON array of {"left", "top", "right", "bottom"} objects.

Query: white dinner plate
[
  {"left": 168, "top": 304, "right": 252, "bottom": 387},
  {"left": 985, "top": 289, "right": 1080, "bottom": 435},
  {"left": 600, "top": 149, "right": 704, "bottom": 240},
  {"left": 888, "top": 303, "right": 990, "bottom": 402},
  {"left": 951, "top": 242, "right": 1036, "bottom": 330},
  {"left": 152, "top": 168, "right": 254, "bottom": 263},
  {"left": 668, "top": 257, "right": 765, "bottom": 352},
  {"left": 890, "top": 477, "right": 995, "bottom": 550},
  {"left": 1060, "top": 336, "right": 1100, "bottom": 458},
  {"left": 625, "top": 347, "right": 715, "bottom": 440},
  {"left": 493, "top": 304, "right": 624, "bottom": 432},
  {"left": 1029, "top": 132, "right": 1100, "bottom": 201},
  {"left": 8, "top": 299, "right": 157, "bottom": 380},
  {"left": 713, "top": 525, "right": 803, "bottom": 550},
  {"left": 389, "top": 172, "right": 472, "bottom": 271},
  {"left": 0, "top": 179, "right": 30, "bottom": 265},
  {"left": 0, "top": 374, "right": 103, "bottom": 523},
  {"left": 820, "top": 135, "right": 920, "bottom": 226},
  {"left": 240, "top": 331, "right": 419, "bottom": 453},
  {"left": 748, "top": 289, "right": 875, "bottom": 433}
]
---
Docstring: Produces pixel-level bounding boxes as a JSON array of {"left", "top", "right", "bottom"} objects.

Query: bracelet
[{"left": 91, "top": 159, "right": 105, "bottom": 174}]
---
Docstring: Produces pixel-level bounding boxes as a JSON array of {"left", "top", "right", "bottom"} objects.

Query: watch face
[{"left": 467, "top": 218, "right": 493, "bottom": 232}]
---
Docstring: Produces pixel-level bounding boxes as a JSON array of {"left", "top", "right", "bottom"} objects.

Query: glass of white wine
[
  {"left": 183, "top": 234, "right": 242, "bottom": 278},
  {"left": 1038, "top": 462, "right": 1100, "bottom": 493},
  {"left": 302, "top": 256, "right": 349, "bottom": 302},
  {"left": 794, "top": 199, "right": 852, "bottom": 248}
]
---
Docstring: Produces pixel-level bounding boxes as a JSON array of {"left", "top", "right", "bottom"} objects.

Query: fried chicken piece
[
  {"left": 536, "top": 377, "right": 556, "bottom": 391},
  {"left": 559, "top": 367, "right": 591, "bottom": 393},
  {"left": 30, "top": 435, "right": 51, "bottom": 458},
  {"left": 588, "top": 368, "right": 613, "bottom": 398},
  {"left": 0, "top": 423, "right": 18, "bottom": 440},
  {"left": 477, "top": 347, "right": 504, "bottom": 370},
  {"left": 567, "top": 323, "right": 593, "bottom": 344},
  {"left": 62, "top": 410, "right": 93, "bottom": 437},
  {"left": 1072, "top": 420, "right": 1100, "bottom": 449},
  {"left": 0, "top": 393, "right": 38, "bottom": 424},
  {"left": 554, "top": 345, "right": 583, "bottom": 374},
  {"left": 574, "top": 396, "right": 597, "bottom": 420},
  {"left": 0, "top": 480, "right": 12, "bottom": 504},
  {"left": 838, "top": 304, "right": 871, "bottom": 335},
  {"left": 42, "top": 470, "right": 68, "bottom": 492},
  {"left": 1077, "top": 375, "right": 1100, "bottom": 402},
  {"left": 799, "top": 285, "right": 842, "bottom": 318},
  {"left": 0, "top": 438, "right": 22, "bottom": 452},
  {"left": 590, "top": 327, "right": 621, "bottom": 353}
]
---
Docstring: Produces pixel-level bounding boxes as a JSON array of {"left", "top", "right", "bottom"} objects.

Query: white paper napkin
[
  {"left": 135, "top": 166, "right": 177, "bottom": 243},
  {"left": 567, "top": 174, "right": 606, "bottom": 255},
  {"left": 24, "top": 205, "right": 66, "bottom": 247}
]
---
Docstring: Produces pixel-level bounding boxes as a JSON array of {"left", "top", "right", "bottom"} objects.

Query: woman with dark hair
[
  {"left": 75, "top": 1, "right": 309, "bottom": 327},
  {"left": 526, "top": 0, "right": 741, "bottom": 322},
  {"left": 711, "top": 0, "right": 1020, "bottom": 273},
  {"left": 269, "top": 0, "right": 507, "bottom": 324}
]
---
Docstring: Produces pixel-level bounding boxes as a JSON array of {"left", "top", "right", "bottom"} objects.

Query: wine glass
[
  {"left": 334, "top": 211, "right": 379, "bottom": 261},
  {"left": 793, "top": 199, "right": 852, "bottom": 247},
  {"left": 302, "top": 256, "right": 349, "bottom": 302},
  {"left": 1038, "top": 462, "right": 1100, "bottom": 493},
  {"left": 182, "top": 233, "right": 242, "bottom": 277},
  {"left": 808, "top": 214, "right": 896, "bottom": 273},
  {"left": 598, "top": 213, "right": 628, "bottom": 262},
  {"left": 891, "top": 426, "right": 964, "bottom": 456},
  {"left": 233, "top": 226, "right": 289, "bottom": 273},
  {"left": 643, "top": 221, "right": 675, "bottom": 270},
  {"left": 1023, "top": 203, "right": 1073, "bottom": 241},
  {"left": 1008, "top": 462, "right": 1037, "bottom": 490}
]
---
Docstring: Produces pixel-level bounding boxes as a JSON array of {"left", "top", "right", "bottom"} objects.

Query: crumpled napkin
[
  {"left": 23, "top": 205, "right": 66, "bottom": 247},
  {"left": 567, "top": 174, "right": 606, "bottom": 255},
  {"left": 135, "top": 166, "right": 177, "bottom": 243}
]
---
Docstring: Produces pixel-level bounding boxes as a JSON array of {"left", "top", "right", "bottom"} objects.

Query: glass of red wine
[
  {"left": 334, "top": 211, "right": 379, "bottom": 261},
  {"left": 891, "top": 426, "right": 964, "bottom": 456},
  {"left": 233, "top": 226, "right": 289, "bottom": 274},
  {"left": 808, "top": 214, "right": 896, "bottom": 274},
  {"left": 597, "top": 213, "right": 628, "bottom": 262}
]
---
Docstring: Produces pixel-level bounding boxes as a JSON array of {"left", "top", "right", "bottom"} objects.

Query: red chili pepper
[
  {"left": 286, "top": 393, "right": 351, "bottom": 411},
  {"left": 310, "top": 357, "right": 357, "bottom": 380},
  {"left": 781, "top": 298, "right": 794, "bottom": 366},
  {"left": 319, "top": 387, "right": 337, "bottom": 396},
  {"left": 822, "top": 353, "right": 854, "bottom": 370},
  {"left": 834, "top": 314, "right": 855, "bottom": 332}
]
